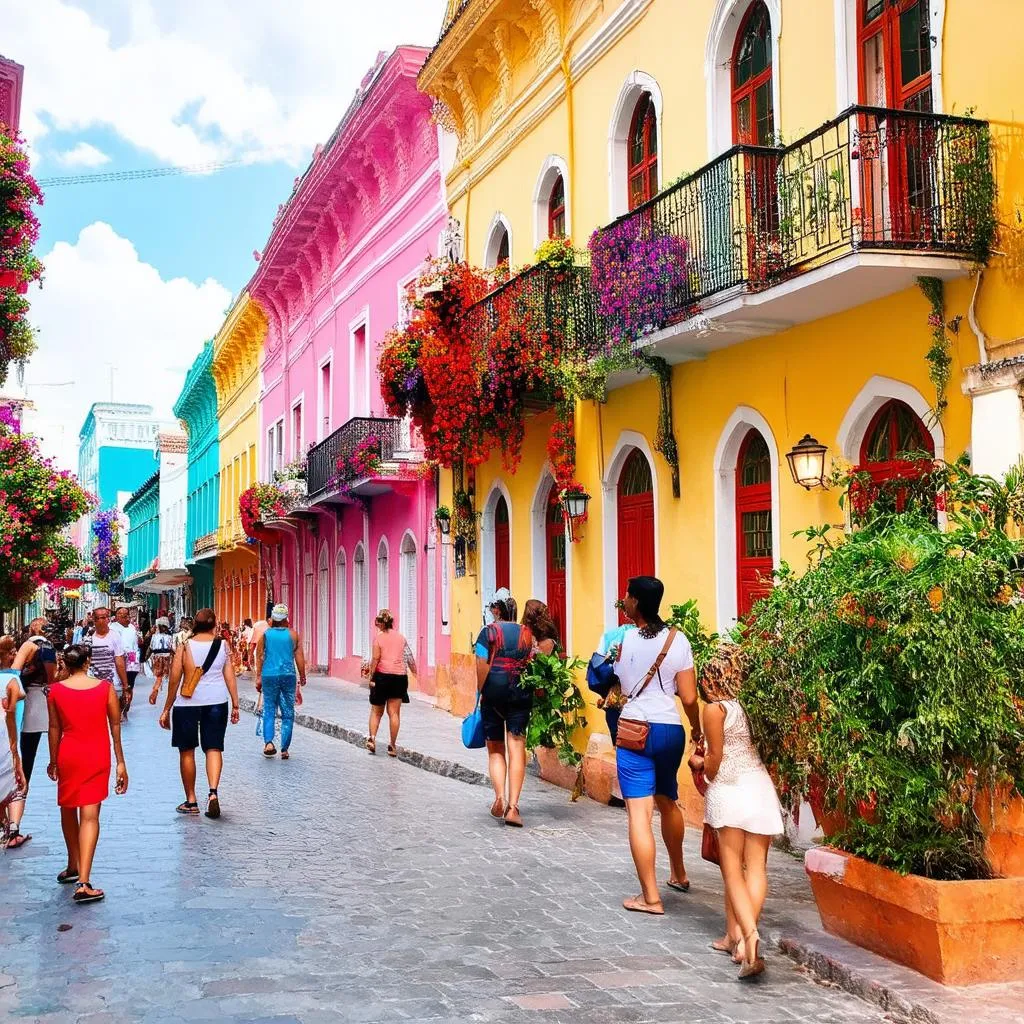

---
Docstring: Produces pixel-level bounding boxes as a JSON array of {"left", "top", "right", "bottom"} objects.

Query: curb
[
  {"left": 238, "top": 696, "right": 491, "bottom": 788},
  {"left": 243, "top": 695, "right": 952, "bottom": 1024}
]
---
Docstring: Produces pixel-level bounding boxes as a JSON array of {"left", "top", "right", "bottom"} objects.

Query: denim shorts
[
  {"left": 171, "top": 702, "right": 229, "bottom": 753},
  {"left": 481, "top": 700, "right": 532, "bottom": 742},
  {"left": 615, "top": 722, "right": 686, "bottom": 800}
]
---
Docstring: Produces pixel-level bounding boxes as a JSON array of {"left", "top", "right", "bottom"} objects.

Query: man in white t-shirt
[
  {"left": 614, "top": 576, "right": 701, "bottom": 917},
  {"left": 111, "top": 606, "right": 141, "bottom": 720},
  {"left": 85, "top": 608, "right": 129, "bottom": 714}
]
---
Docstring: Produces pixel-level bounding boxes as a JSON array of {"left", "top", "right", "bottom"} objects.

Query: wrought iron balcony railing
[
  {"left": 306, "top": 416, "right": 402, "bottom": 499},
  {"left": 191, "top": 531, "right": 218, "bottom": 559},
  {"left": 596, "top": 105, "right": 993, "bottom": 339}
]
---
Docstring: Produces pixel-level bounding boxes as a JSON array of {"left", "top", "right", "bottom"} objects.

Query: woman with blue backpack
[{"left": 474, "top": 591, "right": 535, "bottom": 828}]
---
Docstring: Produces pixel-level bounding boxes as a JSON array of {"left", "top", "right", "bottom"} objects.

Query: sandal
[
  {"left": 5, "top": 830, "right": 30, "bottom": 850},
  {"left": 263, "top": 743, "right": 277, "bottom": 758},
  {"left": 387, "top": 744, "right": 397, "bottom": 758},
  {"left": 176, "top": 801, "right": 200, "bottom": 815},
  {"left": 738, "top": 929, "right": 765, "bottom": 979},
  {"left": 57, "top": 868, "right": 80, "bottom": 885},
  {"left": 280, "top": 750, "right": 290, "bottom": 760},
  {"left": 622, "top": 894, "right": 665, "bottom": 916},
  {"left": 73, "top": 882, "right": 105, "bottom": 904},
  {"left": 366, "top": 738, "right": 376, "bottom": 755},
  {"left": 205, "top": 790, "right": 221, "bottom": 820},
  {"left": 503, "top": 805, "right": 523, "bottom": 828},
  {"left": 667, "top": 878, "right": 690, "bottom": 893},
  {"left": 489, "top": 797, "right": 506, "bottom": 819}
]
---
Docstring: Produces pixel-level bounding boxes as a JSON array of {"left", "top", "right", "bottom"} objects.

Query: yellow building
[
  {"left": 212, "top": 292, "right": 268, "bottom": 627},
  {"left": 419, "top": 0, "right": 1024, "bottom": 799}
]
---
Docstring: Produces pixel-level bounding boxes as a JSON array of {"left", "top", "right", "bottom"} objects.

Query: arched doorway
[
  {"left": 302, "top": 551, "right": 314, "bottom": 661},
  {"left": 617, "top": 448, "right": 655, "bottom": 616},
  {"left": 735, "top": 429, "right": 773, "bottom": 618},
  {"left": 400, "top": 532, "right": 418, "bottom": 645},
  {"left": 376, "top": 537, "right": 389, "bottom": 613},
  {"left": 545, "top": 487, "right": 567, "bottom": 644},
  {"left": 352, "top": 544, "right": 367, "bottom": 659},
  {"left": 317, "top": 545, "right": 329, "bottom": 667},
  {"left": 494, "top": 494, "right": 510, "bottom": 593},
  {"left": 334, "top": 549, "right": 347, "bottom": 659},
  {"left": 732, "top": 1, "right": 774, "bottom": 145},
  {"left": 628, "top": 92, "right": 658, "bottom": 211},
  {"left": 856, "top": 399, "right": 935, "bottom": 513}
]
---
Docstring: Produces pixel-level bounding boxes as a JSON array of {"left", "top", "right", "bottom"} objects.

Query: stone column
[{"left": 962, "top": 358, "right": 1024, "bottom": 478}]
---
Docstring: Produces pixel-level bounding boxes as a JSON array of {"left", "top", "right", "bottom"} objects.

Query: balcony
[
  {"left": 306, "top": 416, "right": 413, "bottom": 502},
  {"left": 191, "top": 530, "right": 218, "bottom": 561},
  {"left": 600, "top": 106, "right": 994, "bottom": 365}
]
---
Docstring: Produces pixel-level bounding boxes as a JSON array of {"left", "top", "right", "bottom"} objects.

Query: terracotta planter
[
  {"left": 534, "top": 746, "right": 582, "bottom": 792},
  {"left": 976, "top": 783, "right": 1024, "bottom": 878},
  {"left": 805, "top": 846, "right": 1024, "bottom": 985}
]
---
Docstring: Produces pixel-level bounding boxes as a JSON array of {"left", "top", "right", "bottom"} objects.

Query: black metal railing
[{"left": 306, "top": 416, "right": 401, "bottom": 498}]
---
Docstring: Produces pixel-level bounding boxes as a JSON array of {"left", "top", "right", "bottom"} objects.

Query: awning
[{"left": 132, "top": 568, "right": 192, "bottom": 594}]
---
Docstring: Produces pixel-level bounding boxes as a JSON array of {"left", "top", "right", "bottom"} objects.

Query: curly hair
[{"left": 376, "top": 609, "right": 395, "bottom": 631}]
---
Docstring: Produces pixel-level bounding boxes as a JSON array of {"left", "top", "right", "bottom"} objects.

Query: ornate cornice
[
  {"left": 211, "top": 292, "right": 267, "bottom": 414},
  {"left": 173, "top": 340, "right": 218, "bottom": 444},
  {"left": 249, "top": 46, "right": 437, "bottom": 356}
]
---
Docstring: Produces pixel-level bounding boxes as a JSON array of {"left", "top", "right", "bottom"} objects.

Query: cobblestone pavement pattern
[{"left": 2, "top": 700, "right": 888, "bottom": 1024}]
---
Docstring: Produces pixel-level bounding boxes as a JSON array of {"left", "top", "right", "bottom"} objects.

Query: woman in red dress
[{"left": 46, "top": 644, "right": 129, "bottom": 904}]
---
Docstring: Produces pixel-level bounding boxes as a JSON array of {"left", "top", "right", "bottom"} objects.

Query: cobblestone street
[{"left": 0, "top": 699, "right": 892, "bottom": 1024}]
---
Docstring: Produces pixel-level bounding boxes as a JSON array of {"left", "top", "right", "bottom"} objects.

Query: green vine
[
  {"left": 948, "top": 111, "right": 998, "bottom": 265},
  {"left": 917, "top": 276, "right": 962, "bottom": 425},
  {"left": 641, "top": 353, "right": 680, "bottom": 497},
  {"left": 524, "top": 653, "right": 588, "bottom": 798}
]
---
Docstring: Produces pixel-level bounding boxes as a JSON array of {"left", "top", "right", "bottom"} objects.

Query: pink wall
[{"left": 252, "top": 47, "right": 450, "bottom": 686}]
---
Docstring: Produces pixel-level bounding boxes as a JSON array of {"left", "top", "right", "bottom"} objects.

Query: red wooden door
[
  {"left": 617, "top": 450, "right": 655, "bottom": 620},
  {"left": 736, "top": 430, "right": 773, "bottom": 619},
  {"left": 855, "top": 399, "right": 934, "bottom": 513},
  {"left": 494, "top": 495, "right": 510, "bottom": 593},
  {"left": 545, "top": 488, "right": 567, "bottom": 644}
]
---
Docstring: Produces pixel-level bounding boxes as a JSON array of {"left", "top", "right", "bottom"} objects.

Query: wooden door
[
  {"left": 545, "top": 488, "right": 567, "bottom": 645},
  {"left": 494, "top": 495, "right": 510, "bottom": 592},
  {"left": 735, "top": 430, "right": 773, "bottom": 619},
  {"left": 617, "top": 449, "right": 655, "bottom": 620}
]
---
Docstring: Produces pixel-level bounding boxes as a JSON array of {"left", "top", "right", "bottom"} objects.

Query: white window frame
[
  {"left": 397, "top": 270, "right": 420, "bottom": 329},
  {"left": 290, "top": 394, "right": 305, "bottom": 462},
  {"left": 483, "top": 212, "right": 513, "bottom": 269},
  {"left": 348, "top": 308, "right": 371, "bottom": 419},
  {"left": 532, "top": 155, "right": 571, "bottom": 249},
  {"left": 399, "top": 530, "right": 417, "bottom": 646},
  {"left": 376, "top": 535, "right": 390, "bottom": 614},
  {"left": 317, "top": 354, "right": 334, "bottom": 442},
  {"left": 334, "top": 548, "right": 347, "bottom": 659}
]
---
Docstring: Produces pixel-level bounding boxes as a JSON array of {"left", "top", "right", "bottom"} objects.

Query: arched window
[
  {"left": 860, "top": 399, "right": 934, "bottom": 481},
  {"left": 628, "top": 93, "right": 658, "bottom": 211},
  {"left": 302, "top": 553, "right": 314, "bottom": 661},
  {"left": 317, "top": 545, "right": 330, "bottom": 667},
  {"left": 732, "top": 1, "right": 774, "bottom": 145},
  {"left": 334, "top": 549, "right": 347, "bottom": 659},
  {"left": 494, "top": 494, "right": 510, "bottom": 592},
  {"left": 617, "top": 448, "right": 655, "bottom": 618},
  {"left": 400, "top": 533, "right": 418, "bottom": 645},
  {"left": 545, "top": 487, "right": 567, "bottom": 644},
  {"left": 376, "top": 537, "right": 389, "bottom": 613},
  {"left": 735, "top": 430, "right": 773, "bottom": 618},
  {"left": 547, "top": 175, "right": 566, "bottom": 239},
  {"left": 496, "top": 228, "right": 509, "bottom": 266},
  {"left": 858, "top": 0, "right": 932, "bottom": 111},
  {"left": 352, "top": 543, "right": 368, "bottom": 659}
]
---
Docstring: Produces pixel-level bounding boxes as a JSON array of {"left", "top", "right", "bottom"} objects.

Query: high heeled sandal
[{"left": 737, "top": 929, "right": 765, "bottom": 979}]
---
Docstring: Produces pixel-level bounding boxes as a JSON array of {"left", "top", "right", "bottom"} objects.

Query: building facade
[
  {"left": 212, "top": 293, "right": 267, "bottom": 627},
  {"left": 123, "top": 471, "right": 159, "bottom": 608},
  {"left": 0, "top": 53, "right": 23, "bottom": 132},
  {"left": 174, "top": 341, "right": 220, "bottom": 609},
  {"left": 251, "top": 47, "right": 451, "bottom": 682},
  {"left": 417, "top": 0, "right": 1023, "bottom": 807}
]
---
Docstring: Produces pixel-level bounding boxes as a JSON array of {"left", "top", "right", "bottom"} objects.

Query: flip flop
[
  {"left": 73, "top": 882, "right": 105, "bottom": 904},
  {"left": 366, "top": 738, "right": 376, "bottom": 755},
  {"left": 175, "top": 801, "right": 200, "bottom": 815},
  {"left": 205, "top": 791, "right": 221, "bottom": 820},
  {"left": 280, "top": 750, "right": 290, "bottom": 760},
  {"left": 263, "top": 743, "right": 277, "bottom": 758},
  {"left": 5, "top": 831, "right": 31, "bottom": 849},
  {"left": 57, "top": 868, "right": 80, "bottom": 885},
  {"left": 622, "top": 895, "right": 665, "bottom": 915},
  {"left": 387, "top": 744, "right": 397, "bottom": 758},
  {"left": 667, "top": 879, "right": 690, "bottom": 892}
]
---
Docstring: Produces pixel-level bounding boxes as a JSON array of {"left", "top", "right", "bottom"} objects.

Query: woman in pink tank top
[{"left": 365, "top": 610, "right": 417, "bottom": 757}]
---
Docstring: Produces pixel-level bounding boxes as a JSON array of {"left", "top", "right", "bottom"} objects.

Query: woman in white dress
[{"left": 694, "top": 645, "right": 783, "bottom": 980}]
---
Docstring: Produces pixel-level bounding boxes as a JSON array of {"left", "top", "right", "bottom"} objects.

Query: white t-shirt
[
  {"left": 86, "top": 630, "right": 125, "bottom": 692},
  {"left": 111, "top": 622, "right": 140, "bottom": 670},
  {"left": 616, "top": 627, "right": 694, "bottom": 727},
  {"left": 173, "top": 638, "right": 230, "bottom": 708}
]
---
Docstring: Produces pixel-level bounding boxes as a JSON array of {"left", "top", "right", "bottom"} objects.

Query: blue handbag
[
  {"left": 586, "top": 651, "right": 619, "bottom": 697},
  {"left": 462, "top": 692, "right": 486, "bottom": 749}
]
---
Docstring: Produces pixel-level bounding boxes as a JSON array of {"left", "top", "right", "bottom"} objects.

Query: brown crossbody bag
[
  {"left": 615, "top": 628, "right": 678, "bottom": 753},
  {"left": 180, "top": 638, "right": 223, "bottom": 699}
]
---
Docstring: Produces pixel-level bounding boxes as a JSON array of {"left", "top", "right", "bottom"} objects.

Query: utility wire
[{"left": 37, "top": 159, "right": 242, "bottom": 187}]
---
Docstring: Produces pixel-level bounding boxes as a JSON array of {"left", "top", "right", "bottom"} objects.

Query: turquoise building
[
  {"left": 123, "top": 470, "right": 160, "bottom": 608},
  {"left": 173, "top": 342, "right": 219, "bottom": 610},
  {"left": 77, "top": 403, "right": 162, "bottom": 513}
]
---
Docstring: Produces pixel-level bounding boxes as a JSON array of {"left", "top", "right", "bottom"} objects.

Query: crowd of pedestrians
[{"left": 2, "top": 581, "right": 785, "bottom": 981}]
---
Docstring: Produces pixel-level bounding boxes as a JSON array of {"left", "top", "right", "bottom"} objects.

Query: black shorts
[
  {"left": 171, "top": 702, "right": 228, "bottom": 752},
  {"left": 369, "top": 672, "right": 409, "bottom": 706},
  {"left": 20, "top": 731, "right": 43, "bottom": 782},
  {"left": 481, "top": 700, "right": 532, "bottom": 742}
]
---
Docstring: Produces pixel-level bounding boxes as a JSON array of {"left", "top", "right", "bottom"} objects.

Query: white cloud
[
  {"left": 23, "top": 222, "right": 232, "bottom": 470},
  {"left": 57, "top": 141, "right": 111, "bottom": 167},
  {"left": 9, "top": 0, "right": 446, "bottom": 167}
]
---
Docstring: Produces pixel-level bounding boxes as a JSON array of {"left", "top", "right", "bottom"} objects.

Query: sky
[{"left": 6, "top": 0, "right": 447, "bottom": 469}]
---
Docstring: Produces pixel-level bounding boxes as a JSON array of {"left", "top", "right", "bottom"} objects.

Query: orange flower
[{"left": 927, "top": 586, "right": 944, "bottom": 612}]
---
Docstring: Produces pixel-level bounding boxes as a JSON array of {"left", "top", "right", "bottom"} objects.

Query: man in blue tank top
[{"left": 255, "top": 604, "right": 307, "bottom": 760}]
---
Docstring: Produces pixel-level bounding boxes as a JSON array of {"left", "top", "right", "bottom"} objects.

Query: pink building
[{"left": 252, "top": 47, "right": 451, "bottom": 689}]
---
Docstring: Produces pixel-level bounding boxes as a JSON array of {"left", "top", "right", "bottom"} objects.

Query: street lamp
[{"left": 786, "top": 434, "right": 829, "bottom": 490}]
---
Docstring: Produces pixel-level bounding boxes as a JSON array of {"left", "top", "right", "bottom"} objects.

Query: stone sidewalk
[{"left": 244, "top": 672, "right": 1024, "bottom": 1024}]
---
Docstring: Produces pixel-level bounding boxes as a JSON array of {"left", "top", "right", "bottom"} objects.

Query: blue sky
[{"left": 8, "top": 0, "right": 447, "bottom": 467}]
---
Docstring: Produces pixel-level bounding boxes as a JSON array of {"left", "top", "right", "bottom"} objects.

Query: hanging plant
[
  {"left": 918, "top": 276, "right": 961, "bottom": 424},
  {"left": 91, "top": 509, "right": 123, "bottom": 592},
  {"left": 239, "top": 483, "right": 295, "bottom": 541},
  {"left": 641, "top": 354, "right": 680, "bottom": 498}
]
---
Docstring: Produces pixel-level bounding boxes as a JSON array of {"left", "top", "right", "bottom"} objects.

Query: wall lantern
[
  {"left": 786, "top": 434, "right": 829, "bottom": 490},
  {"left": 560, "top": 487, "right": 591, "bottom": 542}
]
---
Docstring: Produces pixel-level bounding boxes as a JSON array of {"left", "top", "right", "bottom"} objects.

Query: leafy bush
[
  {"left": 740, "top": 456, "right": 1024, "bottom": 879},
  {"left": 524, "top": 653, "right": 587, "bottom": 771}
]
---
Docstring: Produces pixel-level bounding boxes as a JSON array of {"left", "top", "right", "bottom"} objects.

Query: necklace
[{"left": 637, "top": 623, "right": 662, "bottom": 640}]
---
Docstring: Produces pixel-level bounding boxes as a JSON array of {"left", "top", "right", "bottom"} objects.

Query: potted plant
[
  {"left": 523, "top": 653, "right": 588, "bottom": 797},
  {"left": 273, "top": 458, "right": 307, "bottom": 497},
  {"left": 434, "top": 505, "right": 452, "bottom": 536},
  {"left": 737, "top": 456, "right": 1024, "bottom": 985}
]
